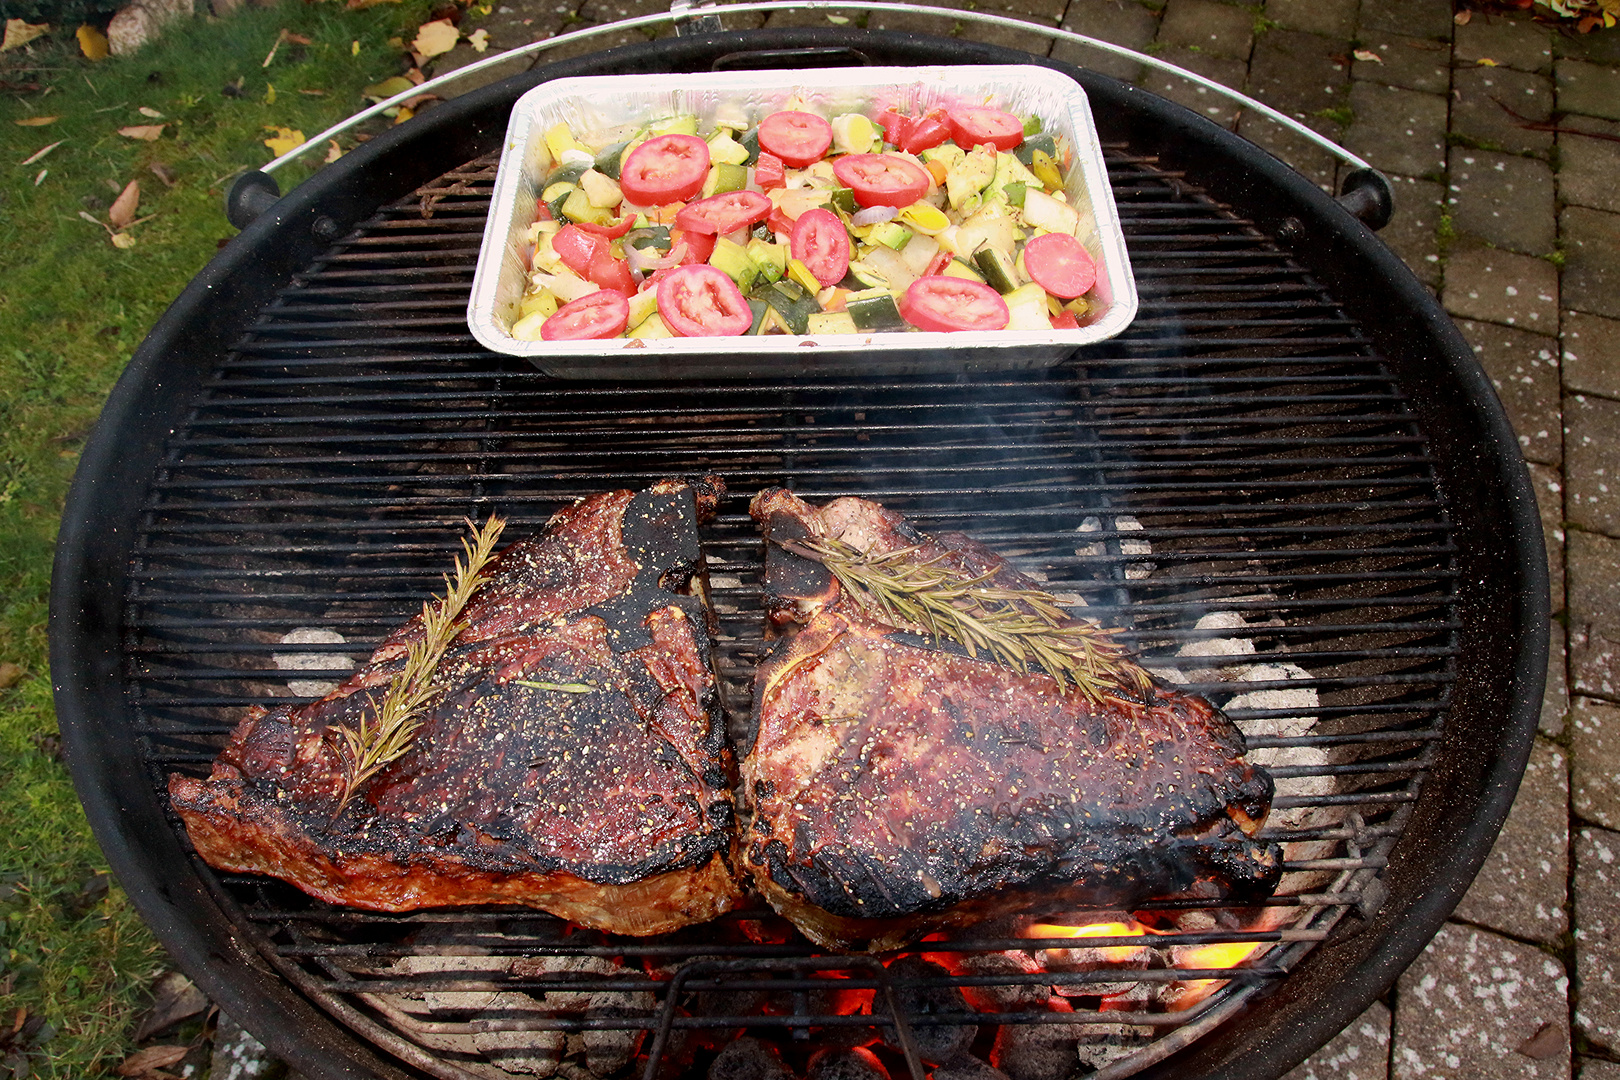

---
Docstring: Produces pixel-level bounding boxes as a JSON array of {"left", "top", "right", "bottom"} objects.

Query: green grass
[{"left": 0, "top": 1, "right": 433, "bottom": 1072}]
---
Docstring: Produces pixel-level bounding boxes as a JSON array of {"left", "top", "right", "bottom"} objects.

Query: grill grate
[{"left": 126, "top": 148, "right": 1454, "bottom": 1080}]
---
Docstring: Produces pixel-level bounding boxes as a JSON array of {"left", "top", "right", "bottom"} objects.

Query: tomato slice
[
  {"left": 586, "top": 248, "right": 636, "bottom": 295},
  {"left": 923, "top": 248, "right": 952, "bottom": 278},
  {"left": 755, "top": 151, "right": 786, "bottom": 191},
  {"left": 657, "top": 264, "right": 752, "bottom": 337},
  {"left": 576, "top": 215, "right": 634, "bottom": 239},
  {"left": 671, "top": 228, "right": 716, "bottom": 265},
  {"left": 553, "top": 224, "right": 606, "bottom": 278},
  {"left": 619, "top": 134, "right": 711, "bottom": 205},
  {"left": 899, "top": 276, "right": 1010, "bottom": 332},
  {"left": 541, "top": 290, "right": 629, "bottom": 340},
  {"left": 758, "top": 111, "right": 834, "bottom": 168},
  {"left": 1022, "top": 232, "right": 1097, "bottom": 299},
  {"left": 947, "top": 106, "right": 1025, "bottom": 151},
  {"left": 1050, "top": 311, "right": 1080, "bottom": 330},
  {"left": 831, "top": 153, "right": 931, "bottom": 210},
  {"left": 877, "top": 109, "right": 913, "bottom": 147},
  {"left": 675, "top": 190, "right": 773, "bottom": 236},
  {"left": 790, "top": 208, "right": 852, "bottom": 288},
  {"left": 901, "top": 111, "right": 952, "bottom": 155},
  {"left": 767, "top": 206, "right": 795, "bottom": 237}
]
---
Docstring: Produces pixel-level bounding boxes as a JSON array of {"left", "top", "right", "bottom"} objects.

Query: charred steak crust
[
  {"left": 743, "top": 490, "right": 1283, "bottom": 950},
  {"left": 169, "top": 478, "right": 744, "bottom": 932}
]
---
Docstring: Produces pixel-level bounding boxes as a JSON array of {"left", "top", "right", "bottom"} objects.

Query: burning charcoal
[
  {"left": 956, "top": 953, "right": 1048, "bottom": 1013},
  {"left": 708, "top": 1037, "right": 792, "bottom": 1080},
  {"left": 930, "top": 1055, "right": 1010, "bottom": 1080},
  {"left": 878, "top": 956, "right": 977, "bottom": 1064},
  {"left": 806, "top": 1046, "right": 889, "bottom": 1080},
  {"left": 989, "top": 1021, "right": 1080, "bottom": 1080},
  {"left": 582, "top": 990, "right": 652, "bottom": 1077},
  {"left": 472, "top": 992, "right": 566, "bottom": 1077},
  {"left": 1071, "top": 1024, "right": 1143, "bottom": 1072}
]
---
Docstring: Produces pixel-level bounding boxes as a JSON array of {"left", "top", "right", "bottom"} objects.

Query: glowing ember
[
  {"left": 1165, "top": 940, "right": 1269, "bottom": 1010},
  {"left": 1025, "top": 920, "right": 1156, "bottom": 963}
]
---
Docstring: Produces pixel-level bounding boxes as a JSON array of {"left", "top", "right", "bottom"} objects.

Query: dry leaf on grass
[
  {"left": 118, "top": 124, "right": 165, "bottom": 140},
  {"left": 133, "top": 973, "right": 207, "bottom": 1042},
  {"left": 110, "top": 232, "right": 136, "bottom": 249},
  {"left": 115, "top": 1044, "right": 188, "bottom": 1076},
  {"left": 108, "top": 180, "right": 140, "bottom": 229},
  {"left": 22, "top": 140, "right": 64, "bottom": 165},
  {"left": 262, "top": 125, "right": 305, "bottom": 156},
  {"left": 1454, "top": 8, "right": 1471, "bottom": 24},
  {"left": 324, "top": 139, "right": 343, "bottom": 163},
  {"left": 361, "top": 74, "right": 414, "bottom": 101},
  {"left": 411, "top": 18, "right": 459, "bottom": 58},
  {"left": 77, "top": 23, "right": 108, "bottom": 60},
  {"left": 138, "top": 106, "right": 163, "bottom": 118},
  {"left": 1, "top": 19, "right": 49, "bottom": 52},
  {"left": 149, "top": 161, "right": 177, "bottom": 187},
  {"left": 15, "top": 115, "right": 57, "bottom": 126},
  {"left": 467, "top": 27, "right": 489, "bottom": 52},
  {"left": 347, "top": 0, "right": 401, "bottom": 9}
]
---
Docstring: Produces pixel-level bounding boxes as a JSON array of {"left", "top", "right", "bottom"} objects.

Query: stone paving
[{"left": 277, "top": 2, "right": 1620, "bottom": 1077}]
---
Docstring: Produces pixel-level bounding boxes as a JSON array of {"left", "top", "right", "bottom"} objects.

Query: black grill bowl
[{"left": 50, "top": 28, "right": 1547, "bottom": 1080}]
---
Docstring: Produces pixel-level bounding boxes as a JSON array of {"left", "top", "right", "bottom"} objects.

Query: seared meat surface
[
  {"left": 170, "top": 478, "right": 743, "bottom": 934},
  {"left": 744, "top": 490, "right": 1281, "bottom": 951}
]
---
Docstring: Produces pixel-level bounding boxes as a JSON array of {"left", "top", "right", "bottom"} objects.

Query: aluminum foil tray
[{"left": 468, "top": 64, "right": 1138, "bottom": 379}]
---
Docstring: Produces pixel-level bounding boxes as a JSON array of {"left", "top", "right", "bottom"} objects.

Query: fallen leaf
[
  {"left": 0, "top": 663, "right": 23, "bottom": 690},
  {"left": 348, "top": 0, "right": 402, "bottom": 9},
  {"left": 33, "top": 168, "right": 46, "bottom": 185},
  {"left": 138, "top": 106, "right": 163, "bottom": 118},
  {"left": 299, "top": 88, "right": 326, "bottom": 95},
  {"left": 262, "top": 28, "right": 286, "bottom": 67},
  {"left": 1, "top": 18, "right": 49, "bottom": 52},
  {"left": 1477, "top": 57, "right": 1499, "bottom": 66},
  {"left": 149, "top": 161, "right": 177, "bottom": 186},
  {"left": 110, "top": 231, "right": 135, "bottom": 249},
  {"left": 115, "top": 1044, "right": 188, "bottom": 1076},
  {"left": 825, "top": 13, "right": 849, "bottom": 23},
  {"left": 108, "top": 179, "right": 140, "bottom": 228},
  {"left": 324, "top": 139, "right": 343, "bottom": 163},
  {"left": 77, "top": 23, "right": 108, "bottom": 60},
  {"left": 411, "top": 18, "right": 458, "bottom": 58},
  {"left": 391, "top": 105, "right": 415, "bottom": 125},
  {"left": 118, "top": 124, "right": 165, "bottom": 140},
  {"left": 351, "top": 39, "right": 360, "bottom": 54},
  {"left": 263, "top": 83, "right": 276, "bottom": 104},
  {"left": 78, "top": 210, "right": 107, "bottom": 228},
  {"left": 1352, "top": 48, "right": 1382, "bottom": 63},
  {"left": 1454, "top": 8, "right": 1471, "bottom": 24},
  {"left": 19, "top": 139, "right": 63, "bottom": 165},
  {"left": 361, "top": 74, "right": 414, "bottom": 101},
  {"left": 15, "top": 115, "right": 58, "bottom": 126},
  {"left": 133, "top": 973, "right": 208, "bottom": 1042},
  {"left": 262, "top": 125, "right": 305, "bottom": 156},
  {"left": 467, "top": 27, "right": 488, "bottom": 52},
  {"left": 405, "top": 67, "right": 424, "bottom": 84}
]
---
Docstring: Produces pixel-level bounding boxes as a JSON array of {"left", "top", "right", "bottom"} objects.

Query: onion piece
[{"left": 851, "top": 205, "right": 898, "bottom": 227}]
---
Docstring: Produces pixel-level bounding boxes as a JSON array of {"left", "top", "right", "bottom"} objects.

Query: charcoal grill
[{"left": 51, "top": 25, "right": 1547, "bottom": 1080}]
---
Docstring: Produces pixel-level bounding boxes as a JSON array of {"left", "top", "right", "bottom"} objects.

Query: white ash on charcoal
[
  {"left": 876, "top": 956, "right": 979, "bottom": 1064},
  {"left": 581, "top": 990, "right": 651, "bottom": 1077},
  {"left": 955, "top": 952, "right": 1050, "bottom": 1013},
  {"left": 989, "top": 1021, "right": 1086, "bottom": 1080},
  {"left": 806, "top": 1046, "right": 891, "bottom": 1080},
  {"left": 929, "top": 1054, "right": 1011, "bottom": 1080},
  {"left": 272, "top": 627, "right": 356, "bottom": 698},
  {"left": 1070, "top": 1023, "right": 1148, "bottom": 1072},
  {"left": 707, "top": 1036, "right": 793, "bottom": 1080},
  {"left": 1076, "top": 516, "right": 1155, "bottom": 579}
]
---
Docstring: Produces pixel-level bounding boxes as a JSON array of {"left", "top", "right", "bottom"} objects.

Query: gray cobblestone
[
  {"left": 1454, "top": 14, "right": 1555, "bottom": 73},
  {"left": 1533, "top": 462, "right": 1567, "bottom": 616},
  {"left": 1547, "top": 618, "right": 1570, "bottom": 735},
  {"left": 1567, "top": 394, "right": 1620, "bottom": 534},
  {"left": 1454, "top": 738, "right": 1569, "bottom": 943},
  {"left": 1247, "top": 28, "right": 1351, "bottom": 134},
  {"left": 1345, "top": 81, "right": 1447, "bottom": 178},
  {"left": 1236, "top": 115, "right": 1339, "bottom": 192},
  {"left": 1263, "top": 0, "right": 1356, "bottom": 41},
  {"left": 1559, "top": 119, "right": 1620, "bottom": 216},
  {"left": 1351, "top": 33, "right": 1451, "bottom": 95},
  {"left": 1570, "top": 531, "right": 1620, "bottom": 701},
  {"left": 1392, "top": 923, "right": 1569, "bottom": 1080},
  {"left": 1376, "top": 174, "right": 1444, "bottom": 288},
  {"left": 1573, "top": 696, "right": 1620, "bottom": 833},
  {"left": 1459, "top": 318, "right": 1561, "bottom": 465},
  {"left": 1442, "top": 244, "right": 1560, "bottom": 330},
  {"left": 1578, "top": 1060, "right": 1620, "bottom": 1080},
  {"left": 1155, "top": 0, "right": 1252, "bottom": 60},
  {"left": 1558, "top": 58, "right": 1620, "bottom": 122},
  {"left": 1052, "top": 0, "right": 1160, "bottom": 82},
  {"left": 1451, "top": 64, "right": 1555, "bottom": 157},
  {"left": 1447, "top": 148, "right": 1557, "bottom": 255},
  {"left": 1575, "top": 826, "right": 1620, "bottom": 1050},
  {"left": 1563, "top": 312, "right": 1620, "bottom": 401},
  {"left": 1140, "top": 47, "right": 1247, "bottom": 128},
  {"left": 1283, "top": 1001, "right": 1391, "bottom": 1080},
  {"left": 1564, "top": 207, "right": 1620, "bottom": 321},
  {"left": 1358, "top": 0, "right": 1453, "bottom": 42}
]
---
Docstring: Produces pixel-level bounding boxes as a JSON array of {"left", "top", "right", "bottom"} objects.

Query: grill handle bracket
[
  {"left": 226, "top": 170, "right": 282, "bottom": 230},
  {"left": 1335, "top": 168, "right": 1394, "bottom": 231}
]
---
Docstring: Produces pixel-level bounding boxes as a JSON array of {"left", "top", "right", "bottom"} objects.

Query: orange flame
[
  {"left": 1164, "top": 940, "right": 1267, "bottom": 1010},
  {"left": 1024, "top": 920, "right": 1156, "bottom": 963}
]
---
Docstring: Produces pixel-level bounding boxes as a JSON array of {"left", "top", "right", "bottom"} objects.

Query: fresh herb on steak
[
  {"left": 331, "top": 514, "right": 506, "bottom": 813},
  {"left": 778, "top": 534, "right": 1151, "bottom": 703}
]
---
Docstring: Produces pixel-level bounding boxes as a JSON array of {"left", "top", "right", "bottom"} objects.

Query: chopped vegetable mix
[{"left": 511, "top": 95, "right": 1102, "bottom": 341}]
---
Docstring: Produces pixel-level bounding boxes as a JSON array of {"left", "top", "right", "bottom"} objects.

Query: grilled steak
[
  {"left": 743, "top": 490, "right": 1282, "bottom": 951},
  {"left": 169, "top": 478, "right": 744, "bottom": 935}
]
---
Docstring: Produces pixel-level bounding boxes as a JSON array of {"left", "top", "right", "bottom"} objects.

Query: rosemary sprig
[
  {"left": 781, "top": 536, "right": 1151, "bottom": 704},
  {"left": 515, "top": 679, "right": 598, "bottom": 694},
  {"left": 331, "top": 514, "right": 507, "bottom": 814}
]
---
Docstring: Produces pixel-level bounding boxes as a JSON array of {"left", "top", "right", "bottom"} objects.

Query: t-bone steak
[
  {"left": 743, "top": 489, "right": 1282, "bottom": 951},
  {"left": 169, "top": 477, "right": 743, "bottom": 935}
]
